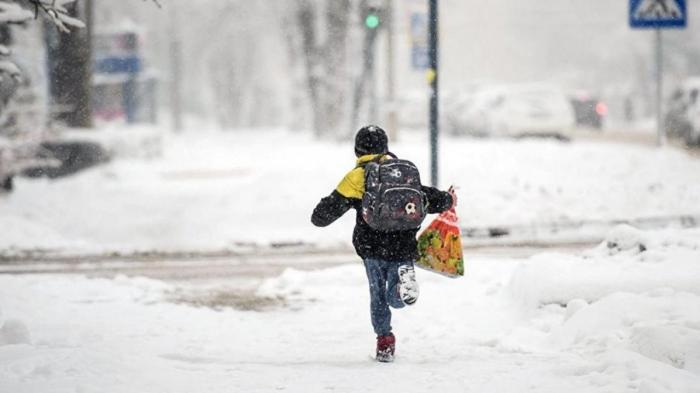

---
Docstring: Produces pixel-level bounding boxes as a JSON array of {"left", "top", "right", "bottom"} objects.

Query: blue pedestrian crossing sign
[{"left": 630, "top": 0, "right": 686, "bottom": 28}]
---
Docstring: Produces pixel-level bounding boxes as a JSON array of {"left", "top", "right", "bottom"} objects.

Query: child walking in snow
[{"left": 311, "top": 125, "right": 456, "bottom": 362}]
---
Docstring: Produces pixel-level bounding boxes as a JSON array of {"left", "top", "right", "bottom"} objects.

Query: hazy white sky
[{"left": 394, "top": 0, "right": 697, "bottom": 93}]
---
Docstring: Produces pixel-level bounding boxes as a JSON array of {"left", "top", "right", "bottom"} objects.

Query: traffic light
[{"left": 364, "top": 7, "right": 381, "bottom": 29}]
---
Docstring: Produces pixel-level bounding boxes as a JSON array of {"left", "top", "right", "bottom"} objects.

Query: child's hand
[{"left": 448, "top": 185, "right": 458, "bottom": 208}]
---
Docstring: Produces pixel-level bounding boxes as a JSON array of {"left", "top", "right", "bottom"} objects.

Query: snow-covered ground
[
  {"left": 1, "top": 226, "right": 699, "bottom": 392},
  {"left": 2, "top": 126, "right": 699, "bottom": 391},
  {"left": 1, "top": 126, "right": 699, "bottom": 254}
]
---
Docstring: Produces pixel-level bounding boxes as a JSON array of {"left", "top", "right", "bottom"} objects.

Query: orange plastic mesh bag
[{"left": 416, "top": 207, "right": 464, "bottom": 278}]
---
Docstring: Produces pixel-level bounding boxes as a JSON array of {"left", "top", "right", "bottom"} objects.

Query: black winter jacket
[{"left": 311, "top": 154, "right": 453, "bottom": 262}]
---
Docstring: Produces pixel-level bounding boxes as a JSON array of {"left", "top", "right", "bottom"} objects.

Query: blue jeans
[{"left": 363, "top": 258, "right": 413, "bottom": 336}]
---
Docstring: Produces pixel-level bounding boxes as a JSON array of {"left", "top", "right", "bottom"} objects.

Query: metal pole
[
  {"left": 171, "top": 40, "right": 183, "bottom": 132},
  {"left": 428, "top": 0, "right": 439, "bottom": 187},
  {"left": 370, "top": 39, "right": 378, "bottom": 122},
  {"left": 170, "top": 4, "right": 183, "bottom": 132},
  {"left": 655, "top": 28, "right": 665, "bottom": 146}
]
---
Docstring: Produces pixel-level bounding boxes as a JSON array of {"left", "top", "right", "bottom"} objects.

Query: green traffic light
[{"left": 365, "top": 14, "right": 380, "bottom": 29}]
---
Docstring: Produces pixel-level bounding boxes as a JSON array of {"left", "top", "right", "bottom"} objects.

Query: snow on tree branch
[
  {"left": 0, "top": 0, "right": 160, "bottom": 82},
  {"left": 0, "top": 0, "right": 85, "bottom": 81},
  {"left": 0, "top": 59, "right": 20, "bottom": 79},
  {"left": 0, "top": 2, "right": 33, "bottom": 24},
  {"left": 24, "top": 0, "right": 85, "bottom": 33}
]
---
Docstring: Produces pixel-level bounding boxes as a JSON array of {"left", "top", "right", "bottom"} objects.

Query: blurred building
[
  {"left": 45, "top": 19, "right": 158, "bottom": 127},
  {"left": 92, "top": 25, "right": 157, "bottom": 124}
]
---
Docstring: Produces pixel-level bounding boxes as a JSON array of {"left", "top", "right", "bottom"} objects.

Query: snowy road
[{"left": 0, "top": 244, "right": 589, "bottom": 278}]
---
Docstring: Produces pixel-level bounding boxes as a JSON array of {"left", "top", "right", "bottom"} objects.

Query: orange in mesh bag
[{"left": 416, "top": 205, "right": 464, "bottom": 278}]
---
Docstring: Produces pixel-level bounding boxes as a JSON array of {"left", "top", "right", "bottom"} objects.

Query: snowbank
[
  {"left": 257, "top": 264, "right": 366, "bottom": 302},
  {"left": 509, "top": 225, "right": 700, "bottom": 307},
  {"left": 507, "top": 226, "right": 700, "bottom": 390},
  {"left": 546, "top": 290, "right": 700, "bottom": 392},
  {"left": 62, "top": 125, "right": 164, "bottom": 159},
  {"left": 550, "top": 290, "right": 700, "bottom": 365}
]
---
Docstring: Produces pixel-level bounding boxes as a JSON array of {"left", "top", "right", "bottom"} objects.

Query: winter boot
[
  {"left": 376, "top": 334, "right": 396, "bottom": 362},
  {"left": 398, "top": 265, "right": 419, "bottom": 305}
]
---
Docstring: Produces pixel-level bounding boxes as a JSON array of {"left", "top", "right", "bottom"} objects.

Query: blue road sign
[
  {"left": 410, "top": 13, "right": 429, "bottom": 70},
  {"left": 630, "top": 0, "right": 686, "bottom": 28},
  {"left": 411, "top": 47, "right": 429, "bottom": 70},
  {"left": 95, "top": 56, "right": 142, "bottom": 74}
]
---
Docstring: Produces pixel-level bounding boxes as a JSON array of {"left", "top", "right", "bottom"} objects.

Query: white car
[
  {"left": 450, "top": 84, "right": 576, "bottom": 139},
  {"left": 396, "top": 90, "right": 429, "bottom": 129},
  {"left": 443, "top": 89, "right": 480, "bottom": 136}
]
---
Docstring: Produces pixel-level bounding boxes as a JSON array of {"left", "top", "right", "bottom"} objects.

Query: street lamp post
[{"left": 428, "top": 0, "right": 439, "bottom": 187}]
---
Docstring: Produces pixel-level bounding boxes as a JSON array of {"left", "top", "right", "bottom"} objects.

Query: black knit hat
[{"left": 354, "top": 125, "right": 388, "bottom": 156}]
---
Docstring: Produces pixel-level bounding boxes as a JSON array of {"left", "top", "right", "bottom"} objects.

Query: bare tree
[
  {"left": 49, "top": 0, "right": 93, "bottom": 128},
  {"left": 91, "top": 0, "right": 356, "bottom": 133},
  {"left": 294, "top": 0, "right": 352, "bottom": 138},
  {"left": 0, "top": 0, "right": 85, "bottom": 189}
]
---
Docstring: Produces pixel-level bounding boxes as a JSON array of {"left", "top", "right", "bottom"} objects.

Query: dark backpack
[{"left": 361, "top": 153, "right": 427, "bottom": 231}]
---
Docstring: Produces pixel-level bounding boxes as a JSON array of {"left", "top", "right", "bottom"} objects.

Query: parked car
[
  {"left": 0, "top": 137, "right": 59, "bottom": 193},
  {"left": 396, "top": 90, "right": 428, "bottom": 130},
  {"left": 569, "top": 92, "right": 607, "bottom": 130},
  {"left": 447, "top": 83, "right": 575, "bottom": 139},
  {"left": 398, "top": 88, "right": 482, "bottom": 134},
  {"left": 665, "top": 77, "right": 700, "bottom": 146},
  {"left": 0, "top": 138, "right": 15, "bottom": 192},
  {"left": 22, "top": 140, "right": 108, "bottom": 179},
  {"left": 0, "top": 137, "right": 109, "bottom": 194},
  {"left": 443, "top": 89, "right": 480, "bottom": 136}
]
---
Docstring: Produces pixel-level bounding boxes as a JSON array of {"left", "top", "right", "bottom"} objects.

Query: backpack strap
[{"left": 356, "top": 152, "right": 397, "bottom": 168}]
